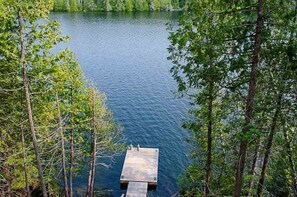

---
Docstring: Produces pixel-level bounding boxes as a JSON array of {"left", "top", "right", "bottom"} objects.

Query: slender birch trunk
[
  {"left": 69, "top": 88, "right": 74, "bottom": 197},
  {"left": 69, "top": 125, "right": 74, "bottom": 197},
  {"left": 18, "top": 10, "right": 47, "bottom": 197},
  {"left": 86, "top": 89, "right": 97, "bottom": 197},
  {"left": 69, "top": 128, "right": 74, "bottom": 197},
  {"left": 21, "top": 128, "right": 30, "bottom": 197},
  {"left": 56, "top": 93, "right": 70, "bottom": 197}
]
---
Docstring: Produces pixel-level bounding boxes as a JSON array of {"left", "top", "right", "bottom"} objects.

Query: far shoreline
[{"left": 50, "top": 9, "right": 184, "bottom": 13}]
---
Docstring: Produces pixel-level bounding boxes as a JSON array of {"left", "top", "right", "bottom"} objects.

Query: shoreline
[{"left": 51, "top": 8, "right": 184, "bottom": 13}]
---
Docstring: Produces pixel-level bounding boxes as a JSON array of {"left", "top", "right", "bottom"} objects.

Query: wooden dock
[
  {"left": 120, "top": 146, "right": 159, "bottom": 196},
  {"left": 126, "top": 181, "right": 148, "bottom": 197}
]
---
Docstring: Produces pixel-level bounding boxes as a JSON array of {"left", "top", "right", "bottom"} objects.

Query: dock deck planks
[
  {"left": 120, "top": 147, "right": 159, "bottom": 186},
  {"left": 126, "top": 181, "right": 148, "bottom": 197}
]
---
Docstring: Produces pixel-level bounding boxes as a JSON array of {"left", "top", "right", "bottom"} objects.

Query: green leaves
[
  {"left": 235, "top": 124, "right": 261, "bottom": 141},
  {"left": 0, "top": 1, "right": 122, "bottom": 195},
  {"left": 169, "top": 0, "right": 297, "bottom": 196},
  {"left": 51, "top": 0, "right": 183, "bottom": 11}
]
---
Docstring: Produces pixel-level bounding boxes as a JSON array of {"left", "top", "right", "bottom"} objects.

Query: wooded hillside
[
  {"left": 52, "top": 0, "right": 186, "bottom": 12},
  {"left": 168, "top": 0, "right": 297, "bottom": 196},
  {"left": 0, "top": 1, "right": 122, "bottom": 196}
]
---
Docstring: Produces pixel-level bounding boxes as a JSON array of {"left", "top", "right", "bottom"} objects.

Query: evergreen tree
[
  {"left": 52, "top": 0, "right": 185, "bottom": 11},
  {"left": 63, "top": 0, "right": 70, "bottom": 11},
  {"left": 86, "top": 87, "right": 122, "bottom": 197},
  {"left": 160, "top": 0, "right": 172, "bottom": 11},
  {"left": 133, "top": 0, "right": 149, "bottom": 11},
  {"left": 115, "top": 0, "right": 125, "bottom": 11},
  {"left": 148, "top": 0, "right": 161, "bottom": 11},
  {"left": 169, "top": 0, "right": 297, "bottom": 196},
  {"left": 53, "top": 0, "right": 64, "bottom": 11},
  {"left": 124, "top": 0, "right": 133, "bottom": 11},
  {"left": 83, "top": 0, "right": 97, "bottom": 11},
  {"left": 103, "top": 0, "right": 112, "bottom": 11},
  {"left": 69, "top": 0, "right": 78, "bottom": 11}
]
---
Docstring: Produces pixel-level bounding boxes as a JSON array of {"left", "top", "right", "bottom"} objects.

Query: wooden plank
[
  {"left": 120, "top": 147, "right": 159, "bottom": 186},
  {"left": 126, "top": 181, "right": 148, "bottom": 197}
]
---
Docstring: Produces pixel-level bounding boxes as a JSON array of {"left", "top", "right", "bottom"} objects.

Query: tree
[
  {"left": 69, "top": 0, "right": 78, "bottom": 11},
  {"left": 168, "top": 0, "right": 231, "bottom": 195},
  {"left": 1, "top": 0, "right": 125, "bottom": 196},
  {"left": 283, "top": 124, "right": 297, "bottom": 196},
  {"left": 102, "top": 0, "right": 112, "bottom": 11},
  {"left": 160, "top": 0, "right": 172, "bottom": 11},
  {"left": 51, "top": 0, "right": 185, "bottom": 11},
  {"left": 63, "top": 0, "right": 70, "bottom": 11},
  {"left": 124, "top": 0, "right": 133, "bottom": 11},
  {"left": 18, "top": 10, "right": 48, "bottom": 197},
  {"left": 0, "top": 1, "right": 68, "bottom": 195},
  {"left": 133, "top": 0, "right": 149, "bottom": 11},
  {"left": 115, "top": 0, "right": 125, "bottom": 11},
  {"left": 52, "top": 58, "right": 77, "bottom": 197},
  {"left": 169, "top": 0, "right": 297, "bottom": 196},
  {"left": 233, "top": 1, "right": 264, "bottom": 195},
  {"left": 148, "top": 0, "right": 161, "bottom": 11},
  {"left": 0, "top": 1, "right": 123, "bottom": 196},
  {"left": 55, "top": 92, "right": 70, "bottom": 197},
  {"left": 53, "top": 0, "right": 64, "bottom": 11},
  {"left": 50, "top": 51, "right": 90, "bottom": 197},
  {"left": 86, "top": 87, "right": 122, "bottom": 197}
]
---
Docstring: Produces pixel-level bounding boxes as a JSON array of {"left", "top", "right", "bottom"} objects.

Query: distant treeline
[{"left": 52, "top": 0, "right": 187, "bottom": 12}]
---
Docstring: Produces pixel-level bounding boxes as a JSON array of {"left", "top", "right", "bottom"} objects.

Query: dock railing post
[{"left": 129, "top": 144, "right": 133, "bottom": 150}]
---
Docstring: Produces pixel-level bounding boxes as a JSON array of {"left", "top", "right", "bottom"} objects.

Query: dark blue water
[{"left": 50, "top": 12, "right": 190, "bottom": 197}]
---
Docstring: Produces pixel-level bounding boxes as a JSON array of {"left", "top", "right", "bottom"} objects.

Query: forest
[
  {"left": 0, "top": 0, "right": 122, "bottom": 196},
  {"left": 168, "top": 0, "right": 297, "bottom": 196},
  {"left": 1, "top": 0, "right": 297, "bottom": 197},
  {"left": 52, "top": 0, "right": 187, "bottom": 12}
]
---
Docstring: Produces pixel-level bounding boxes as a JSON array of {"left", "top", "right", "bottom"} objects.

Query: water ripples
[{"left": 51, "top": 12, "right": 191, "bottom": 197}]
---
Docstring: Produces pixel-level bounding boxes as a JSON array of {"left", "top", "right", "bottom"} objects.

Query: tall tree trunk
[
  {"left": 21, "top": 128, "right": 30, "bottom": 197},
  {"left": 283, "top": 126, "right": 297, "bottom": 196},
  {"left": 56, "top": 93, "right": 70, "bottom": 197},
  {"left": 233, "top": 1, "right": 264, "bottom": 196},
  {"left": 204, "top": 85, "right": 213, "bottom": 197},
  {"left": 7, "top": 181, "right": 11, "bottom": 197},
  {"left": 86, "top": 156, "right": 94, "bottom": 197},
  {"left": 256, "top": 93, "right": 282, "bottom": 196},
  {"left": 18, "top": 10, "right": 48, "bottom": 197},
  {"left": 216, "top": 130, "right": 227, "bottom": 189},
  {"left": 282, "top": 2, "right": 297, "bottom": 195},
  {"left": 86, "top": 89, "right": 97, "bottom": 197},
  {"left": 69, "top": 126, "right": 74, "bottom": 197},
  {"left": 69, "top": 88, "right": 74, "bottom": 197},
  {"left": 247, "top": 138, "right": 260, "bottom": 197}
]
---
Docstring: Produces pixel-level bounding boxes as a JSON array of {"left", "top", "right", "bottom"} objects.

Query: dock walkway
[{"left": 120, "top": 146, "right": 159, "bottom": 196}]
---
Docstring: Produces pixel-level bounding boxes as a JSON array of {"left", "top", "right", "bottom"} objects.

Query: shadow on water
[{"left": 52, "top": 11, "right": 183, "bottom": 21}]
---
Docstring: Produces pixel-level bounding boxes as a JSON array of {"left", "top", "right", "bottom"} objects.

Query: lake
[{"left": 50, "top": 12, "right": 190, "bottom": 197}]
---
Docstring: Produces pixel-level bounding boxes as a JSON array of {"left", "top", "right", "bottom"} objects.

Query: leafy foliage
[
  {"left": 0, "top": 0, "right": 122, "bottom": 196},
  {"left": 168, "top": 0, "right": 297, "bottom": 196},
  {"left": 52, "top": 0, "right": 186, "bottom": 11}
]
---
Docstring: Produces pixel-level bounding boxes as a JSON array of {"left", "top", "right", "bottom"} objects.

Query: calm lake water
[{"left": 50, "top": 12, "right": 190, "bottom": 197}]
